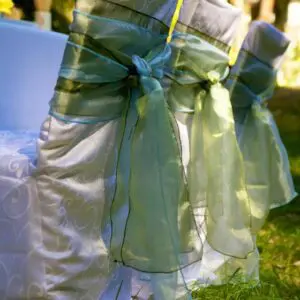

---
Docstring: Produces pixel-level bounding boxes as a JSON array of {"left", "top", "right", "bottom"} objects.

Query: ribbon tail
[
  {"left": 240, "top": 104, "right": 297, "bottom": 233},
  {"left": 264, "top": 108, "right": 297, "bottom": 208},
  {"left": 203, "top": 84, "right": 254, "bottom": 258},
  {"left": 121, "top": 89, "right": 192, "bottom": 272}
]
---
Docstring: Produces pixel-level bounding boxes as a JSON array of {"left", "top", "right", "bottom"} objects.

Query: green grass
[{"left": 193, "top": 88, "right": 300, "bottom": 299}]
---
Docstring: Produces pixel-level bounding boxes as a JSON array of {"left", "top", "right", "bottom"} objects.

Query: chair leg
[{"left": 35, "top": 10, "right": 52, "bottom": 30}]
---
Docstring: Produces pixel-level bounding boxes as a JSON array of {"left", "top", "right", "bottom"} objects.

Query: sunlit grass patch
[{"left": 193, "top": 278, "right": 299, "bottom": 299}]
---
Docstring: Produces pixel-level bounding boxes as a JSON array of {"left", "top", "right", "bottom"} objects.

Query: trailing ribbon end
[
  {"left": 120, "top": 47, "right": 192, "bottom": 272},
  {"left": 189, "top": 73, "right": 254, "bottom": 259}
]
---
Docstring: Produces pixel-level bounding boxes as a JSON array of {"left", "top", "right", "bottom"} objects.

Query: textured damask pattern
[
  {"left": 0, "top": 131, "right": 45, "bottom": 299},
  {"left": 34, "top": 115, "right": 123, "bottom": 299}
]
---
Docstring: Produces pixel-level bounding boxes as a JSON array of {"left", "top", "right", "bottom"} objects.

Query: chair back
[{"left": 0, "top": 22, "right": 67, "bottom": 130}]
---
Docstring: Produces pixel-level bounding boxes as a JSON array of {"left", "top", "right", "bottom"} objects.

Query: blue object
[{"left": 0, "top": 22, "right": 67, "bottom": 131}]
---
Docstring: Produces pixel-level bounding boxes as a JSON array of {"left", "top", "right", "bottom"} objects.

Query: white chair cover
[{"left": 0, "top": 23, "right": 67, "bottom": 299}]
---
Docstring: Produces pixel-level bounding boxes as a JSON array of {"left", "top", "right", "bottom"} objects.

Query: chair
[
  {"left": 0, "top": 22, "right": 67, "bottom": 298},
  {"left": 0, "top": 22, "right": 67, "bottom": 130}
]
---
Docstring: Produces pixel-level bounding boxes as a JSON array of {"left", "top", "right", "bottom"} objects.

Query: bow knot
[
  {"left": 208, "top": 68, "right": 230, "bottom": 84},
  {"left": 131, "top": 54, "right": 165, "bottom": 80},
  {"left": 207, "top": 70, "right": 221, "bottom": 83},
  {"left": 130, "top": 46, "right": 171, "bottom": 93},
  {"left": 132, "top": 55, "right": 153, "bottom": 78}
]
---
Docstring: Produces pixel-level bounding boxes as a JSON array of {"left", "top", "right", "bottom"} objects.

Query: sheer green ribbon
[
  {"left": 109, "top": 45, "right": 192, "bottom": 272},
  {"left": 241, "top": 101, "right": 294, "bottom": 233},
  {"left": 193, "top": 83, "right": 253, "bottom": 258},
  {"left": 169, "top": 35, "right": 254, "bottom": 259},
  {"left": 187, "top": 74, "right": 254, "bottom": 259}
]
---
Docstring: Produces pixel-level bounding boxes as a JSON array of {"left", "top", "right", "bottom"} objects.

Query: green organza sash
[
  {"left": 50, "top": 10, "right": 254, "bottom": 273},
  {"left": 227, "top": 52, "right": 296, "bottom": 233}
]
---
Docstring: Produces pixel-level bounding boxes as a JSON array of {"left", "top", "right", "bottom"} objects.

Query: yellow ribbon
[
  {"left": 167, "top": 0, "right": 184, "bottom": 43},
  {"left": 0, "top": 0, "right": 14, "bottom": 14}
]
